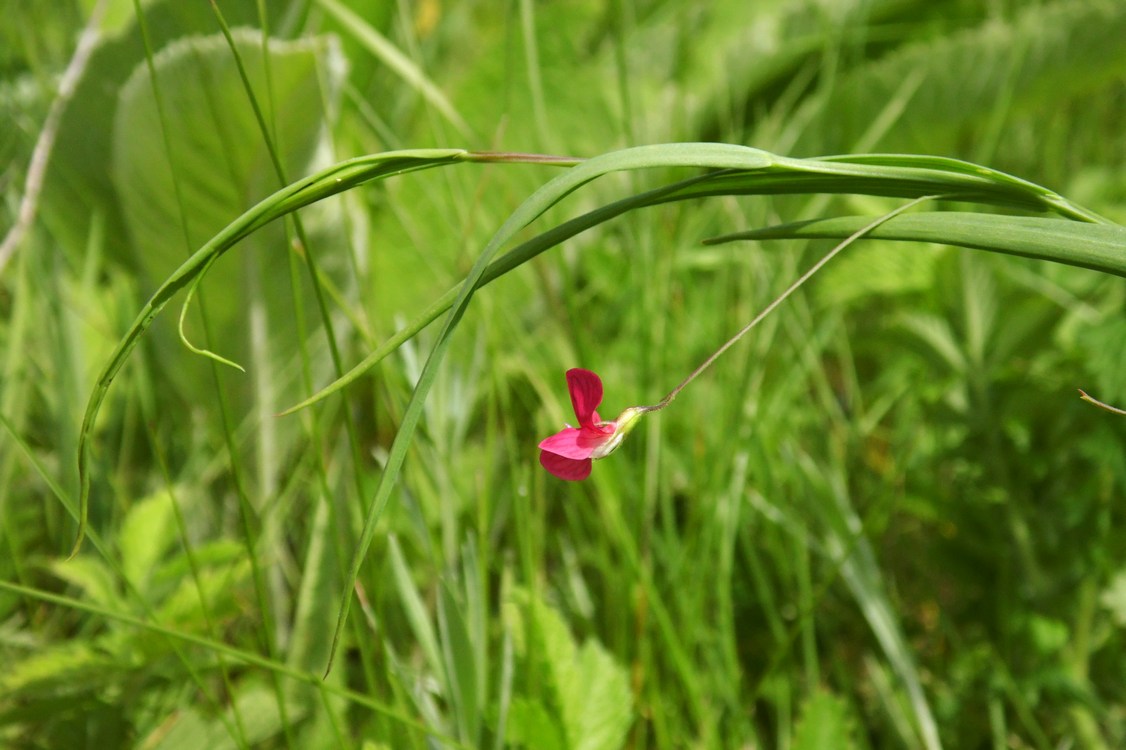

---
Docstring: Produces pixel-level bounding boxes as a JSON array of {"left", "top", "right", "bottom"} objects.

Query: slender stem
[
  {"left": 1078, "top": 389, "right": 1126, "bottom": 416},
  {"left": 465, "top": 151, "right": 583, "bottom": 166},
  {"left": 0, "top": 0, "right": 106, "bottom": 276},
  {"left": 639, "top": 195, "right": 938, "bottom": 413}
]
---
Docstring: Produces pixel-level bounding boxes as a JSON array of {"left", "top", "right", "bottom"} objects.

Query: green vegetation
[{"left": 3, "top": 1, "right": 1125, "bottom": 747}]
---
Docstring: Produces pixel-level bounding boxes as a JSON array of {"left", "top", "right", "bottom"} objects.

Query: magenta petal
[
  {"left": 539, "top": 425, "right": 616, "bottom": 459},
  {"left": 565, "top": 368, "right": 603, "bottom": 427},
  {"left": 539, "top": 450, "right": 592, "bottom": 481},
  {"left": 539, "top": 427, "right": 595, "bottom": 459}
]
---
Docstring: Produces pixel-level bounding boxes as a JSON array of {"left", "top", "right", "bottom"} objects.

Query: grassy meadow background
[{"left": 3, "top": 0, "right": 1126, "bottom": 747}]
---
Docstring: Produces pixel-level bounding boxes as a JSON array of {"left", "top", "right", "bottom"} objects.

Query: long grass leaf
[
  {"left": 283, "top": 147, "right": 1106, "bottom": 416},
  {"left": 707, "top": 213, "right": 1126, "bottom": 278},
  {"left": 313, "top": 0, "right": 472, "bottom": 138}
]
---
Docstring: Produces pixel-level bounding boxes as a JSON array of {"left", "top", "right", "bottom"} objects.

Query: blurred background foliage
[{"left": 2, "top": 0, "right": 1126, "bottom": 747}]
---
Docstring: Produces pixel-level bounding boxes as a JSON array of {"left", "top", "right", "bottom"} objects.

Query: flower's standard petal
[
  {"left": 539, "top": 450, "right": 592, "bottom": 481},
  {"left": 538, "top": 425, "right": 614, "bottom": 459},
  {"left": 565, "top": 368, "right": 603, "bottom": 427}
]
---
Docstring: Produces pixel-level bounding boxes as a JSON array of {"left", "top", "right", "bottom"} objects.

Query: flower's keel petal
[
  {"left": 565, "top": 368, "right": 603, "bottom": 427},
  {"left": 539, "top": 450, "right": 592, "bottom": 481}
]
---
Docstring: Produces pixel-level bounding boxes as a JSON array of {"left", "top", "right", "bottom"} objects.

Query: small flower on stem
[{"left": 538, "top": 368, "right": 644, "bottom": 481}]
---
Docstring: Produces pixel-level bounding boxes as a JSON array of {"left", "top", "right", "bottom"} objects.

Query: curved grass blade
[
  {"left": 800, "top": 153, "right": 1107, "bottom": 223},
  {"left": 73, "top": 149, "right": 468, "bottom": 555},
  {"left": 705, "top": 213, "right": 1126, "bottom": 278},
  {"left": 283, "top": 147, "right": 1105, "bottom": 417}
]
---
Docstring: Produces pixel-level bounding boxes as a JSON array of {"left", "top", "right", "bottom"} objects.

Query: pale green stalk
[{"left": 638, "top": 195, "right": 937, "bottom": 414}]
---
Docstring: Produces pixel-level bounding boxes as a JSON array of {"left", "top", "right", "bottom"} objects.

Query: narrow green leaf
[
  {"left": 438, "top": 582, "right": 481, "bottom": 745},
  {"left": 387, "top": 536, "right": 443, "bottom": 680},
  {"left": 285, "top": 498, "right": 338, "bottom": 675},
  {"left": 285, "top": 147, "right": 1106, "bottom": 417},
  {"left": 313, "top": 0, "right": 472, "bottom": 138},
  {"left": 797, "top": 457, "right": 942, "bottom": 750},
  {"left": 707, "top": 213, "right": 1126, "bottom": 277}
]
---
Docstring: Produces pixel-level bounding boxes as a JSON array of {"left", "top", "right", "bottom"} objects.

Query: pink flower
[{"left": 538, "top": 368, "right": 644, "bottom": 481}]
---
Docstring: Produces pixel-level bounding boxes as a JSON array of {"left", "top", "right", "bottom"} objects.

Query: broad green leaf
[
  {"left": 795, "top": 0, "right": 1126, "bottom": 154},
  {"left": 506, "top": 697, "right": 566, "bottom": 750},
  {"left": 0, "top": 639, "right": 107, "bottom": 695},
  {"left": 792, "top": 690, "right": 857, "bottom": 750},
  {"left": 510, "top": 590, "right": 632, "bottom": 750},
  {"left": 51, "top": 556, "right": 121, "bottom": 613},
  {"left": 563, "top": 643, "right": 634, "bottom": 750},
  {"left": 1099, "top": 571, "right": 1126, "bottom": 628},
  {"left": 118, "top": 488, "right": 176, "bottom": 594},
  {"left": 38, "top": 1, "right": 263, "bottom": 262},
  {"left": 1075, "top": 317, "right": 1126, "bottom": 408},
  {"left": 111, "top": 29, "right": 345, "bottom": 399},
  {"left": 141, "top": 684, "right": 307, "bottom": 750},
  {"left": 112, "top": 30, "right": 343, "bottom": 282},
  {"left": 815, "top": 242, "right": 945, "bottom": 306}
]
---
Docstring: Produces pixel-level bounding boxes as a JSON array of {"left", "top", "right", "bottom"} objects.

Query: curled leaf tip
[
  {"left": 68, "top": 527, "right": 84, "bottom": 559},
  {"left": 1078, "top": 388, "right": 1126, "bottom": 416}
]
